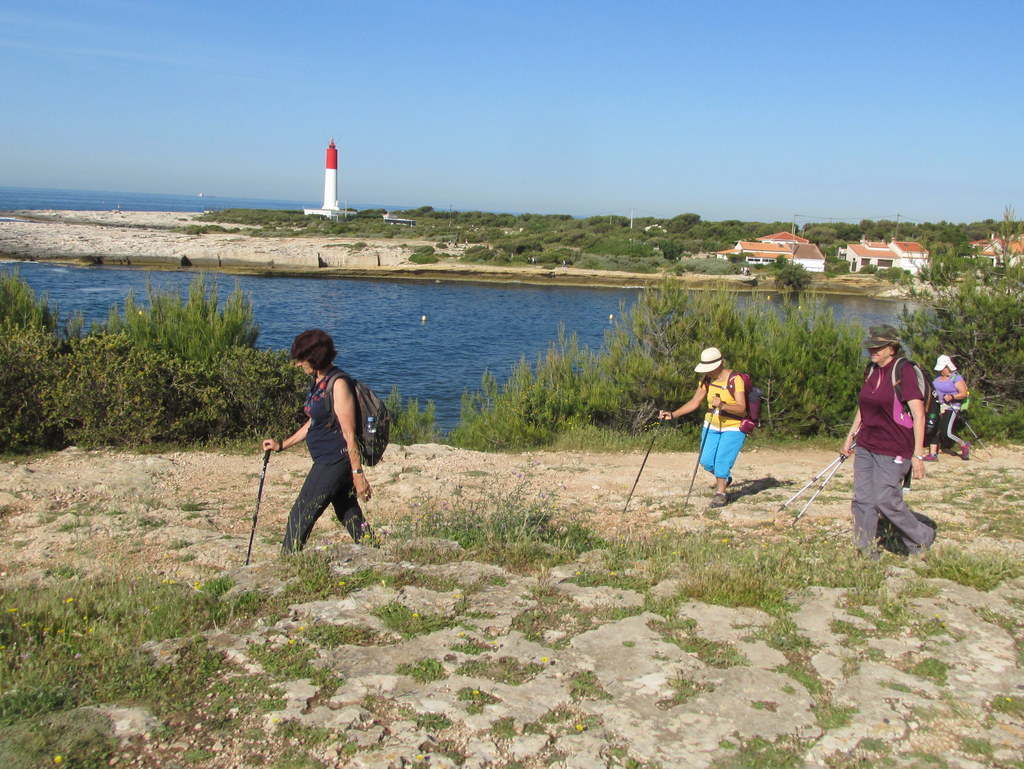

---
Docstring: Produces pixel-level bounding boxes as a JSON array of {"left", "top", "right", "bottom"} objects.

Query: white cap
[{"left": 934, "top": 354, "right": 957, "bottom": 372}]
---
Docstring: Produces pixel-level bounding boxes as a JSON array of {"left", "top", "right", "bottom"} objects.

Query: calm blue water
[
  {"left": 3, "top": 261, "right": 642, "bottom": 429},
  {"left": 0, "top": 186, "right": 909, "bottom": 430},
  {"left": 0, "top": 185, "right": 317, "bottom": 214}
]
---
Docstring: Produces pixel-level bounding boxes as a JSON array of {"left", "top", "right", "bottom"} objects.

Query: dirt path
[{"left": 2, "top": 442, "right": 1020, "bottom": 584}]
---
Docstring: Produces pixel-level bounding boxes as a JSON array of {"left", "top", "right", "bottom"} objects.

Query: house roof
[
  {"left": 891, "top": 240, "right": 929, "bottom": 257},
  {"left": 973, "top": 236, "right": 1024, "bottom": 255},
  {"left": 758, "top": 231, "right": 809, "bottom": 244},
  {"left": 735, "top": 241, "right": 792, "bottom": 254},
  {"left": 792, "top": 243, "right": 825, "bottom": 261},
  {"left": 847, "top": 244, "right": 888, "bottom": 257}
]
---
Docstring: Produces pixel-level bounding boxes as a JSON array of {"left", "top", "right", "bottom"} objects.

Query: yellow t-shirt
[{"left": 704, "top": 373, "right": 745, "bottom": 430}]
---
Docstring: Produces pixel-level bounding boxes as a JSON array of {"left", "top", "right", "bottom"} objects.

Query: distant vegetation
[{"left": 194, "top": 206, "right": 1011, "bottom": 279}]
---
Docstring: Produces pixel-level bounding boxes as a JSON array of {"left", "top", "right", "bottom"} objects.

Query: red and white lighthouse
[{"left": 322, "top": 139, "right": 340, "bottom": 212}]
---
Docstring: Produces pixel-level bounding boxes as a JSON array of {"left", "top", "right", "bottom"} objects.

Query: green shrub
[
  {"left": 875, "top": 266, "right": 910, "bottom": 284},
  {"left": 451, "top": 283, "right": 864, "bottom": 449},
  {"left": 0, "top": 270, "right": 59, "bottom": 333},
  {"left": 52, "top": 335, "right": 304, "bottom": 448},
  {"left": 102, "top": 274, "right": 258, "bottom": 364},
  {"left": 0, "top": 325, "right": 65, "bottom": 450},
  {"left": 408, "top": 252, "right": 439, "bottom": 264},
  {"left": 900, "top": 259, "right": 1024, "bottom": 439},
  {"left": 772, "top": 259, "right": 813, "bottom": 292},
  {"left": 385, "top": 387, "right": 441, "bottom": 445},
  {"left": 573, "top": 253, "right": 663, "bottom": 273},
  {"left": 672, "top": 258, "right": 739, "bottom": 275}
]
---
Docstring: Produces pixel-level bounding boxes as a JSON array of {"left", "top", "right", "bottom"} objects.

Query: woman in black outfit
[{"left": 261, "top": 329, "right": 371, "bottom": 552}]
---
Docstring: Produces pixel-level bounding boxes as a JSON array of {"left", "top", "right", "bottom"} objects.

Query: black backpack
[{"left": 322, "top": 370, "right": 391, "bottom": 467}]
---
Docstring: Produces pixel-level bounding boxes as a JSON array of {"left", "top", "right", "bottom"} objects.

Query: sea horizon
[{"left": 0, "top": 185, "right": 403, "bottom": 215}]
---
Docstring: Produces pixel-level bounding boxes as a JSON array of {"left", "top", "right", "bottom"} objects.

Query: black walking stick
[
  {"left": 682, "top": 409, "right": 717, "bottom": 515},
  {"left": 245, "top": 450, "right": 272, "bottom": 566},
  {"left": 623, "top": 421, "right": 662, "bottom": 514}
]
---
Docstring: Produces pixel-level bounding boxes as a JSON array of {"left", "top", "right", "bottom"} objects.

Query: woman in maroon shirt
[{"left": 841, "top": 325, "right": 935, "bottom": 558}]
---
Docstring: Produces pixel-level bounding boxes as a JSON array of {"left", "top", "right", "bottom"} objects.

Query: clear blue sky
[{"left": 2, "top": 0, "right": 1021, "bottom": 223}]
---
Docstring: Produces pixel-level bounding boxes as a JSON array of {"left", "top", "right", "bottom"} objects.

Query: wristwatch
[{"left": 353, "top": 468, "right": 364, "bottom": 475}]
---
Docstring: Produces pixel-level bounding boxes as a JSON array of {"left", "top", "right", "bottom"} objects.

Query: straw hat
[{"left": 694, "top": 347, "right": 724, "bottom": 373}]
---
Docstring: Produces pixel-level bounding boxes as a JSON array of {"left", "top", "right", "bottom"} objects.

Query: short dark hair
[{"left": 290, "top": 329, "right": 336, "bottom": 371}]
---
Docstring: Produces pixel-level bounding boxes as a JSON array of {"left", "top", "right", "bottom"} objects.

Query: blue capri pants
[{"left": 699, "top": 427, "right": 747, "bottom": 480}]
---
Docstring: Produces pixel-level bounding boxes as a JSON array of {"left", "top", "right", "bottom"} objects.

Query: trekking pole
[
  {"left": 682, "top": 409, "right": 717, "bottom": 515},
  {"left": 790, "top": 445, "right": 854, "bottom": 526},
  {"left": 245, "top": 450, "right": 272, "bottom": 566},
  {"left": 777, "top": 454, "right": 846, "bottom": 513},
  {"left": 961, "top": 419, "right": 988, "bottom": 451},
  {"left": 623, "top": 421, "right": 662, "bottom": 514}
]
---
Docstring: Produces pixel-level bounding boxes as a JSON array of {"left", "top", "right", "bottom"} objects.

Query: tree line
[{"left": 194, "top": 206, "right": 1010, "bottom": 276}]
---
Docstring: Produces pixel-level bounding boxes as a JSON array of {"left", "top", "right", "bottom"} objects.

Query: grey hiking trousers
[{"left": 851, "top": 447, "right": 935, "bottom": 556}]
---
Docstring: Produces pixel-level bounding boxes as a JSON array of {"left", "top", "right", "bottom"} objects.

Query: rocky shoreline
[{"left": 0, "top": 210, "right": 903, "bottom": 296}]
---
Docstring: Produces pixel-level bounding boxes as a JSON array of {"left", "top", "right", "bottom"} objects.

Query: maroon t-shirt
[{"left": 857, "top": 358, "right": 924, "bottom": 457}]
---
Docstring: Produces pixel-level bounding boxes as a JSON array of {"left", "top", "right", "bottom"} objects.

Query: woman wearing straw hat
[
  {"left": 841, "top": 325, "right": 935, "bottom": 558},
  {"left": 659, "top": 347, "right": 747, "bottom": 508},
  {"left": 924, "top": 354, "right": 970, "bottom": 461}
]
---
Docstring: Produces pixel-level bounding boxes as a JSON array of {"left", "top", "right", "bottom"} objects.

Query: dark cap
[{"left": 863, "top": 324, "right": 901, "bottom": 349}]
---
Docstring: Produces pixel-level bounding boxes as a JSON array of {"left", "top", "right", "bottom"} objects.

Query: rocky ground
[{"left": 1, "top": 442, "right": 1023, "bottom": 767}]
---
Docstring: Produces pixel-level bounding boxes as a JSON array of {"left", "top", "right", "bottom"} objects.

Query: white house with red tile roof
[
  {"left": 970, "top": 236, "right": 1023, "bottom": 267},
  {"left": 889, "top": 241, "right": 929, "bottom": 274},
  {"left": 840, "top": 239, "right": 930, "bottom": 274},
  {"left": 758, "top": 231, "right": 810, "bottom": 245},
  {"left": 716, "top": 232, "right": 825, "bottom": 272}
]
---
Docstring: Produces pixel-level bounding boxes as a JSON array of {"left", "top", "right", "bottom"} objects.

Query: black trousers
[
  {"left": 282, "top": 459, "right": 365, "bottom": 553},
  {"left": 927, "top": 409, "right": 964, "bottom": 451}
]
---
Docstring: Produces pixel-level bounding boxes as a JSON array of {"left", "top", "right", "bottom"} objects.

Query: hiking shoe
[
  {"left": 922, "top": 453, "right": 938, "bottom": 462},
  {"left": 708, "top": 492, "right": 729, "bottom": 509},
  {"left": 961, "top": 442, "right": 971, "bottom": 460}
]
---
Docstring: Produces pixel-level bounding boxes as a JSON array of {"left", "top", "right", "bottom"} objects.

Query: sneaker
[
  {"left": 961, "top": 442, "right": 971, "bottom": 461},
  {"left": 709, "top": 492, "right": 729, "bottom": 509},
  {"left": 922, "top": 453, "right": 938, "bottom": 462}
]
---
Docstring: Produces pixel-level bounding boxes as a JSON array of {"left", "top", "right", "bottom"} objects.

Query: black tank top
[{"left": 304, "top": 367, "right": 349, "bottom": 463}]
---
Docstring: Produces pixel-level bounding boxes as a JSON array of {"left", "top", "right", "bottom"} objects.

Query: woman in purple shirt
[
  {"left": 841, "top": 325, "right": 935, "bottom": 558},
  {"left": 924, "top": 354, "right": 970, "bottom": 461}
]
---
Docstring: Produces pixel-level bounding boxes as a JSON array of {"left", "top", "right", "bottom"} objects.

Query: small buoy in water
[
  {"left": 609, "top": 314, "right": 614, "bottom": 322},
  {"left": 421, "top": 315, "right": 427, "bottom": 323}
]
